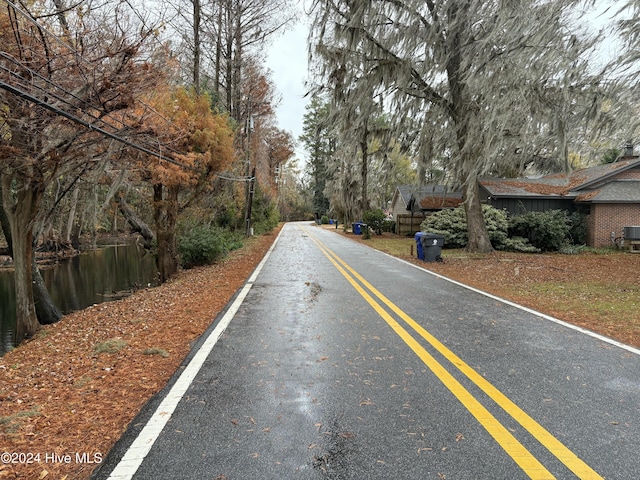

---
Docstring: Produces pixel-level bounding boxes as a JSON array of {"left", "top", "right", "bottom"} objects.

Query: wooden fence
[{"left": 395, "top": 214, "right": 426, "bottom": 236}]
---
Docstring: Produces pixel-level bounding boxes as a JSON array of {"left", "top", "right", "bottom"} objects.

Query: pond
[{"left": 0, "top": 241, "right": 158, "bottom": 355}]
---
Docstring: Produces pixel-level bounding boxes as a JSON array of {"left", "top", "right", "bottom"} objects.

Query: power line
[
  {"left": 0, "top": 79, "right": 200, "bottom": 171},
  {"left": 0, "top": 0, "right": 196, "bottom": 166}
]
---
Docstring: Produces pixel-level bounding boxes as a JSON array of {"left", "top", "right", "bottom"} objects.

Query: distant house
[
  {"left": 479, "top": 157, "right": 640, "bottom": 247},
  {"left": 390, "top": 185, "right": 462, "bottom": 235}
]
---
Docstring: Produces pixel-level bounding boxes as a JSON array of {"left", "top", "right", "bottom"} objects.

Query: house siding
[
  {"left": 488, "top": 198, "right": 574, "bottom": 214},
  {"left": 390, "top": 196, "right": 408, "bottom": 221},
  {"left": 588, "top": 204, "right": 640, "bottom": 247}
]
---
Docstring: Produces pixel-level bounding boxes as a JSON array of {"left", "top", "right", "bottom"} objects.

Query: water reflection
[{"left": 0, "top": 242, "right": 158, "bottom": 355}]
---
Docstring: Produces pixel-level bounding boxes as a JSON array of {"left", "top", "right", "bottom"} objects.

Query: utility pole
[
  {"left": 243, "top": 112, "right": 254, "bottom": 236},
  {"left": 245, "top": 166, "right": 256, "bottom": 236}
]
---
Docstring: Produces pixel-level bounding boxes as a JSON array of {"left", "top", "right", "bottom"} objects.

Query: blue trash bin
[
  {"left": 352, "top": 222, "right": 362, "bottom": 235},
  {"left": 414, "top": 232, "right": 425, "bottom": 260}
]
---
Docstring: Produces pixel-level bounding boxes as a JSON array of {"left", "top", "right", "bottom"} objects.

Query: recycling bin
[
  {"left": 414, "top": 232, "right": 425, "bottom": 260},
  {"left": 352, "top": 222, "right": 362, "bottom": 235},
  {"left": 421, "top": 233, "right": 445, "bottom": 262}
]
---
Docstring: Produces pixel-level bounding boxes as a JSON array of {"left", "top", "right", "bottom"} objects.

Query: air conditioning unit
[{"left": 624, "top": 226, "right": 640, "bottom": 240}]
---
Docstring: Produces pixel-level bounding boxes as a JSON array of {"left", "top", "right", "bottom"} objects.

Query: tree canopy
[{"left": 307, "top": 0, "right": 622, "bottom": 251}]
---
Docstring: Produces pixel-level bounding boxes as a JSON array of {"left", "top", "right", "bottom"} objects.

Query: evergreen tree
[{"left": 299, "top": 96, "right": 334, "bottom": 218}]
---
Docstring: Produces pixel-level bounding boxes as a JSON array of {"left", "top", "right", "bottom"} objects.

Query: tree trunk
[
  {"left": 64, "top": 185, "right": 80, "bottom": 243},
  {"left": 463, "top": 180, "right": 493, "bottom": 253},
  {"left": 117, "top": 191, "right": 156, "bottom": 249},
  {"left": 193, "top": 0, "right": 201, "bottom": 94},
  {"left": 32, "top": 259, "right": 62, "bottom": 325},
  {"left": 214, "top": 4, "right": 222, "bottom": 98},
  {"left": 153, "top": 183, "right": 179, "bottom": 283},
  {"left": 232, "top": 5, "right": 243, "bottom": 121},
  {"left": 225, "top": 2, "right": 234, "bottom": 116},
  {"left": 0, "top": 184, "right": 11, "bottom": 253},
  {"left": 1, "top": 173, "right": 41, "bottom": 343},
  {"left": 360, "top": 121, "right": 369, "bottom": 218}
]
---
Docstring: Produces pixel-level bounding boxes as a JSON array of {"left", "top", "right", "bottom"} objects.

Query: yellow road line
[{"left": 306, "top": 227, "right": 603, "bottom": 480}]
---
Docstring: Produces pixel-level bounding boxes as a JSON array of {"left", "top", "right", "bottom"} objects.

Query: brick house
[{"left": 478, "top": 157, "right": 640, "bottom": 247}]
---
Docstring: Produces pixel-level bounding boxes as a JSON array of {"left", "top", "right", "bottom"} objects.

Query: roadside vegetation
[
  {"left": 0, "top": 0, "right": 300, "bottom": 348},
  {"left": 420, "top": 205, "right": 587, "bottom": 253}
]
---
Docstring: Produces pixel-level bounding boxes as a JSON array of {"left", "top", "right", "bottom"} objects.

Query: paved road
[{"left": 94, "top": 222, "right": 640, "bottom": 479}]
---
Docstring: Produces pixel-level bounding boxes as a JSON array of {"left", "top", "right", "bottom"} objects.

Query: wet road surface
[{"left": 94, "top": 222, "right": 640, "bottom": 479}]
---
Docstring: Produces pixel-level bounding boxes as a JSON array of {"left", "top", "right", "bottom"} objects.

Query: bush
[
  {"left": 420, "top": 207, "right": 468, "bottom": 248},
  {"left": 508, "top": 210, "right": 570, "bottom": 252},
  {"left": 482, "top": 204, "right": 510, "bottom": 248},
  {"left": 568, "top": 211, "right": 588, "bottom": 245},
  {"left": 251, "top": 185, "right": 279, "bottom": 234},
  {"left": 321, "top": 215, "right": 330, "bottom": 224},
  {"left": 420, "top": 205, "right": 540, "bottom": 252},
  {"left": 420, "top": 205, "right": 512, "bottom": 249},
  {"left": 178, "top": 224, "right": 226, "bottom": 269},
  {"left": 362, "top": 209, "right": 387, "bottom": 235}
]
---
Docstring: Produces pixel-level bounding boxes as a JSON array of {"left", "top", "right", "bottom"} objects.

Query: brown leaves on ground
[
  {"left": 0, "top": 226, "right": 281, "bottom": 480},
  {"left": 343, "top": 227, "right": 640, "bottom": 349}
]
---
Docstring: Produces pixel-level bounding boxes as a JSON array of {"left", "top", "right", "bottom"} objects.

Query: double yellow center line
[{"left": 305, "top": 227, "right": 602, "bottom": 480}]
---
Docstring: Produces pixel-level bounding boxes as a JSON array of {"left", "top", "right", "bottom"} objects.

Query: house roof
[
  {"left": 420, "top": 193, "right": 463, "bottom": 209},
  {"left": 480, "top": 158, "right": 640, "bottom": 200},
  {"left": 395, "top": 184, "right": 450, "bottom": 207},
  {"left": 575, "top": 181, "right": 640, "bottom": 203}
]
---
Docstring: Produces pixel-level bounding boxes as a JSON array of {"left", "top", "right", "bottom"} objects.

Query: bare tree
[
  {"left": 161, "top": 0, "right": 295, "bottom": 116},
  {"left": 0, "top": 0, "right": 165, "bottom": 341}
]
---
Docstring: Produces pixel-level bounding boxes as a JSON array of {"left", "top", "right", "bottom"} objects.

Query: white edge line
[
  {"left": 345, "top": 235, "right": 640, "bottom": 357},
  {"left": 106, "top": 227, "right": 285, "bottom": 480}
]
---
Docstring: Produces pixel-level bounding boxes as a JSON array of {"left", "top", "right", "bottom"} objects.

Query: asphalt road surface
[{"left": 93, "top": 222, "right": 640, "bottom": 480}]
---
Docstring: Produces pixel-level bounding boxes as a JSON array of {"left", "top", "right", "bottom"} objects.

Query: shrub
[
  {"left": 420, "top": 205, "right": 539, "bottom": 252},
  {"left": 508, "top": 210, "right": 570, "bottom": 252},
  {"left": 500, "top": 236, "right": 540, "bottom": 253},
  {"left": 420, "top": 207, "right": 468, "bottom": 248},
  {"left": 251, "top": 185, "right": 279, "bottom": 234},
  {"left": 320, "top": 215, "right": 330, "bottom": 224},
  {"left": 420, "top": 205, "right": 511, "bottom": 249},
  {"left": 568, "top": 211, "right": 588, "bottom": 245},
  {"left": 362, "top": 209, "right": 387, "bottom": 235},
  {"left": 178, "top": 224, "right": 226, "bottom": 269},
  {"left": 482, "top": 204, "right": 510, "bottom": 248}
]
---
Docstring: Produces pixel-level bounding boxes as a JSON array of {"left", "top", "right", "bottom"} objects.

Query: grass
[
  {"left": 142, "top": 347, "right": 169, "bottom": 358},
  {"left": 94, "top": 338, "right": 128, "bottom": 355},
  {"left": 359, "top": 234, "right": 484, "bottom": 260},
  {"left": 359, "top": 235, "right": 415, "bottom": 257},
  {"left": 518, "top": 281, "right": 640, "bottom": 318},
  {"left": 0, "top": 406, "right": 41, "bottom": 434}
]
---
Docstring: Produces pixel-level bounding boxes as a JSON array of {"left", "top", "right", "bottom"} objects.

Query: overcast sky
[{"left": 265, "top": 4, "right": 311, "bottom": 165}]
